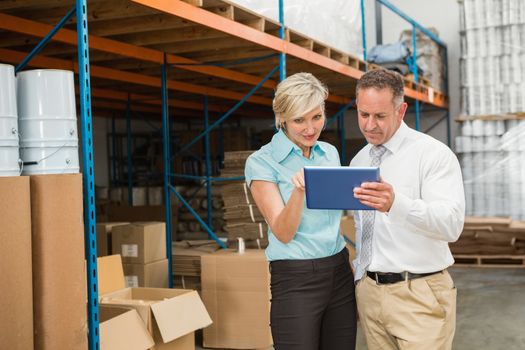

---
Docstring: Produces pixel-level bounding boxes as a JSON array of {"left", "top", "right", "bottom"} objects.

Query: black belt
[{"left": 367, "top": 270, "right": 442, "bottom": 285}]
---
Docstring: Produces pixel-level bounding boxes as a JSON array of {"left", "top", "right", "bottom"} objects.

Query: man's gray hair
[{"left": 356, "top": 69, "right": 405, "bottom": 107}]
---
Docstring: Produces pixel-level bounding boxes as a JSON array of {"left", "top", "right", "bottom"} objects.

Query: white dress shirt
[{"left": 351, "top": 122, "right": 465, "bottom": 274}]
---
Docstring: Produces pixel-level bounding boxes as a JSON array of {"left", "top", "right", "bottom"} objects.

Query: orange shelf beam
[{"left": 0, "top": 48, "right": 273, "bottom": 106}]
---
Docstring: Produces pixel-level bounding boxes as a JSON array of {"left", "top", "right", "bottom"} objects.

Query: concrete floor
[
  {"left": 449, "top": 267, "right": 525, "bottom": 350},
  {"left": 197, "top": 267, "right": 525, "bottom": 350}
]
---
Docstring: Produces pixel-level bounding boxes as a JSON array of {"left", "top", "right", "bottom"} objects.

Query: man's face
[{"left": 356, "top": 88, "right": 407, "bottom": 145}]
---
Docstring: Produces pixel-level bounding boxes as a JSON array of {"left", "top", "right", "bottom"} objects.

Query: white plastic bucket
[
  {"left": 18, "top": 117, "right": 78, "bottom": 147},
  {"left": 0, "top": 146, "right": 20, "bottom": 177},
  {"left": 0, "top": 116, "right": 19, "bottom": 147},
  {"left": 20, "top": 146, "right": 79, "bottom": 175},
  {"left": 0, "top": 64, "right": 17, "bottom": 117},
  {"left": 0, "top": 64, "right": 19, "bottom": 148},
  {"left": 16, "top": 69, "right": 76, "bottom": 119},
  {"left": 16, "top": 69, "right": 79, "bottom": 175}
]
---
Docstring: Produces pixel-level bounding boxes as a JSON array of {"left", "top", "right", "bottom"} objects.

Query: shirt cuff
[{"left": 387, "top": 190, "right": 412, "bottom": 224}]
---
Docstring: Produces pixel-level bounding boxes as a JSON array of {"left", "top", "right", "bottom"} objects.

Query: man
[{"left": 351, "top": 69, "right": 465, "bottom": 350}]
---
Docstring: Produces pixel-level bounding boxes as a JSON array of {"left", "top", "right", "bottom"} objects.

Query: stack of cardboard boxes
[
  {"left": 451, "top": 217, "right": 525, "bottom": 265},
  {"left": 112, "top": 222, "right": 169, "bottom": 289},
  {"left": 172, "top": 240, "right": 219, "bottom": 291},
  {"left": 219, "top": 151, "right": 269, "bottom": 249},
  {"left": 1, "top": 174, "right": 88, "bottom": 349}
]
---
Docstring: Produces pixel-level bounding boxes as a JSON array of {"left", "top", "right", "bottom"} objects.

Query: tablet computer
[{"left": 304, "top": 166, "right": 380, "bottom": 210}]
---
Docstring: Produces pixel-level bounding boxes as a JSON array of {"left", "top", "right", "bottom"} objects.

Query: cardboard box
[
  {"left": 30, "top": 174, "right": 87, "bottom": 349},
  {"left": 97, "top": 222, "right": 129, "bottom": 256},
  {"left": 98, "top": 255, "right": 212, "bottom": 350},
  {"left": 201, "top": 249, "right": 272, "bottom": 349},
  {"left": 0, "top": 176, "right": 34, "bottom": 349},
  {"left": 123, "top": 259, "right": 169, "bottom": 288},
  {"left": 341, "top": 215, "right": 357, "bottom": 263},
  {"left": 112, "top": 222, "right": 166, "bottom": 264},
  {"left": 100, "top": 305, "right": 154, "bottom": 350},
  {"left": 99, "top": 255, "right": 128, "bottom": 296}
]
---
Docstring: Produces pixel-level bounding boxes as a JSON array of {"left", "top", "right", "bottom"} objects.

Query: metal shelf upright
[{"left": 75, "top": 1, "right": 99, "bottom": 347}]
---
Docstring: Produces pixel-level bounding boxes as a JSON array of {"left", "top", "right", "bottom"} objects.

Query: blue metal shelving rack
[
  {"left": 12, "top": 1, "right": 100, "bottom": 348},
  {"left": 75, "top": 1, "right": 99, "bottom": 347},
  {"left": 6, "top": 1, "right": 449, "bottom": 349}
]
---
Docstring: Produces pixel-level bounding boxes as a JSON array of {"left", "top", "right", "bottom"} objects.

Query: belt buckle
[{"left": 374, "top": 272, "right": 408, "bottom": 285}]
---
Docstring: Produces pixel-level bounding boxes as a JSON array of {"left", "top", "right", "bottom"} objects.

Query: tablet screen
[{"left": 304, "top": 166, "right": 380, "bottom": 210}]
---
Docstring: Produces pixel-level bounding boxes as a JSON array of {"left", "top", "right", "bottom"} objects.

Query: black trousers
[{"left": 269, "top": 248, "right": 357, "bottom": 350}]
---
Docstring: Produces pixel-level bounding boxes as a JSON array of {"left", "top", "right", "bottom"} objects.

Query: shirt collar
[
  {"left": 271, "top": 129, "right": 327, "bottom": 163},
  {"left": 382, "top": 121, "right": 409, "bottom": 154}
]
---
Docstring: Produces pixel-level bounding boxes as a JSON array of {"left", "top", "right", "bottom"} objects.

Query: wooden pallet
[
  {"left": 406, "top": 73, "right": 432, "bottom": 88},
  {"left": 454, "top": 254, "right": 525, "bottom": 268},
  {"left": 456, "top": 112, "right": 525, "bottom": 122}
]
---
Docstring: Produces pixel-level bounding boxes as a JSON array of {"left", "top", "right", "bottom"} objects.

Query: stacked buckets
[
  {"left": 17, "top": 69, "right": 79, "bottom": 175},
  {"left": 0, "top": 64, "right": 20, "bottom": 176}
]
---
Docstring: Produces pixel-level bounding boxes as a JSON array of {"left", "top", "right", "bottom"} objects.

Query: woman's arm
[{"left": 250, "top": 170, "right": 305, "bottom": 244}]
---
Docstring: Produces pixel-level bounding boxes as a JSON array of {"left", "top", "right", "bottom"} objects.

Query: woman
[{"left": 245, "top": 72, "right": 357, "bottom": 350}]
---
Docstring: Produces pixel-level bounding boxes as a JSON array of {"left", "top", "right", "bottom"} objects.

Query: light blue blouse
[{"left": 245, "top": 129, "right": 345, "bottom": 261}]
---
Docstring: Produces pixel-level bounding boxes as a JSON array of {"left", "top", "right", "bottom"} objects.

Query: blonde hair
[{"left": 273, "top": 72, "right": 329, "bottom": 129}]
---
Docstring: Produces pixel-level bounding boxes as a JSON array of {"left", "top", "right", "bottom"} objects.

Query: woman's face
[{"left": 283, "top": 106, "right": 325, "bottom": 154}]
